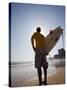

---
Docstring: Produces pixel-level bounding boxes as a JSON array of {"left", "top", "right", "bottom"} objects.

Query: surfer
[{"left": 31, "top": 27, "right": 48, "bottom": 85}]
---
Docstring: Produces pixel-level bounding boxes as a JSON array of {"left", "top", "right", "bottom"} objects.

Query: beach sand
[
  {"left": 21, "top": 68, "right": 65, "bottom": 87},
  {"left": 12, "top": 68, "right": 65, "bottom": 87}
]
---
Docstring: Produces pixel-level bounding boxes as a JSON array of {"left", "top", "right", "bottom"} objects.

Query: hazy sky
[{"left": 10, "top": 3, "right": 65, "bottom": 62}]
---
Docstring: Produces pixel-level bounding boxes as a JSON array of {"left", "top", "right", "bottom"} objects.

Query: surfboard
[{"left": 45, "top": 26, "right": 63, "bottom": 53}]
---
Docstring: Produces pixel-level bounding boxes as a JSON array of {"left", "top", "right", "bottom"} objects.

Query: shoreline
[
  {"left": 12, "top": 67, "right": 65, "bottom": 87},
  {"left": 23, "top": 68, "right": 65, "bottom": 86}
]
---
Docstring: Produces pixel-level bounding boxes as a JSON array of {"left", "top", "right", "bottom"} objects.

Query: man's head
[{"left": 36, "top": 27, "right": 41, "bottom": 33}]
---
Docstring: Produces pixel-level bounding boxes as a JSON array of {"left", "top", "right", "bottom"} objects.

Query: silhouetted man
[{"left": 31, "top": 27, "right": 48, "bottom": 85}]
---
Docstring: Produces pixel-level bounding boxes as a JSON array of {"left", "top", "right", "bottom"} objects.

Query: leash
[{"left": 48, "top": 54, "right": 55, "bottom": 67}]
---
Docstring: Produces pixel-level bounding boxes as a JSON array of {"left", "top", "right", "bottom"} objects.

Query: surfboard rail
[{"left": 45, "top": 26, "right": 63, "bottom": 53}]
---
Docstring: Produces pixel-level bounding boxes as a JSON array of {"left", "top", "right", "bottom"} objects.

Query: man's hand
[
  {"left": 45, "top": 52, "right": 49, "bottom": 55},
  {"left": 46, "top": 51, "right": 49, "bottom": 55},
  {"left": 33, "top": 47, "right": 36, "bottom": 52}
]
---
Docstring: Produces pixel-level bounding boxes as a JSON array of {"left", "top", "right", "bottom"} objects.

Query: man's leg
[
  {"left": 37, "top": 68, "right": 42, "bottom": 85},
  {"left": 43, "top": 67, "right": 47, "bottom": 85}
]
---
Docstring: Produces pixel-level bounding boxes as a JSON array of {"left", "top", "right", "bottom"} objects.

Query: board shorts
[{"left": 35, "top": 48, "right": 48, "bottom": 69}]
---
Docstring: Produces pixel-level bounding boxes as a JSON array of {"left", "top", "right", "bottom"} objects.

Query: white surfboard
[{"left": 45, "top": 26, "right": 63, "bottom": 53}]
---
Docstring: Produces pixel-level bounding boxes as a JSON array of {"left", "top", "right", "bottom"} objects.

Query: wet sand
[
  {"left": 12, "top": 68, "right": 65, "bottom": 87},
  {"left": 47, "top": 68, "right": 65, "bottom": 85}
]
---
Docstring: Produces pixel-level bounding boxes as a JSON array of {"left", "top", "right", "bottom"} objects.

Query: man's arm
[{"left": 31, "top": 35, "right": 36, "bottom": 52}]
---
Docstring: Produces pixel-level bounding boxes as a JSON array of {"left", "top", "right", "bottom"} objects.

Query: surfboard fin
[{"left": 55, "top": 26, "right": 61, "bottom": 30}]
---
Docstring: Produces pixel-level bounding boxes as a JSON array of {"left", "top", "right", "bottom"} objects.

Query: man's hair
[{"left": 36, "top": 27, "right": 41, "bottom": 32}]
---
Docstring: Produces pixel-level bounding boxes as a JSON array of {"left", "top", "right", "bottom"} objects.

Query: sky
[{"left": 10, "top": 3, "right": 65, "bottom": 62}]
